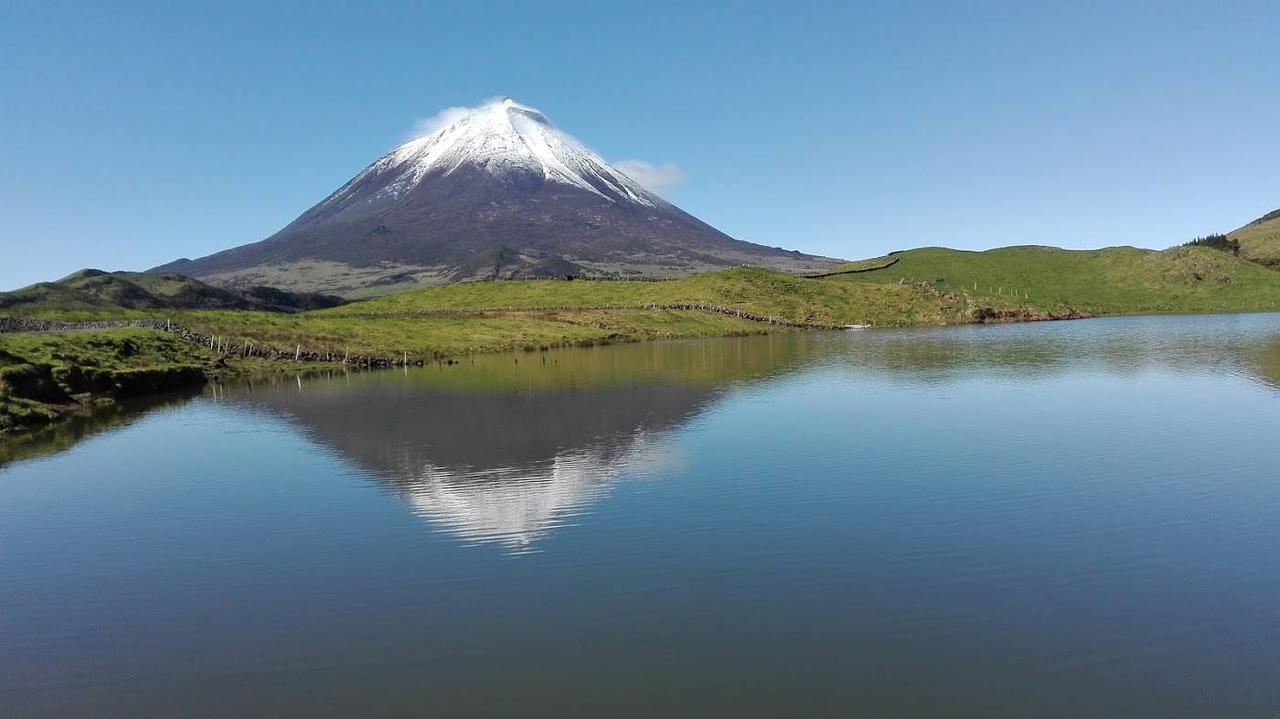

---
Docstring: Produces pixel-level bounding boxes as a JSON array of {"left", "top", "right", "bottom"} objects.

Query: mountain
[
  {"left": 1230, "top": 208, "right": 1280, "bottom": 269},
  {"left": 152, "top": 98, "right": 838, "bottom": 296},
  {"left": 0, "top": 269, "right": 346, "bottom": 313}
]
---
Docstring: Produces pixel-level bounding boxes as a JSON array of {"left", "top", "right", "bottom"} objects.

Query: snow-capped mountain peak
[
  {"left": 333, "top": 98, "right": 661, "bottom": 208},
  {"left": 152, "top": 98, "right": 838, "bottom": 292}
]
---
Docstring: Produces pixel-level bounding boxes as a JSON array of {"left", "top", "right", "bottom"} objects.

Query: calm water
[{"left": 3, "top": 314, "right": 1280, "bottom": 717}]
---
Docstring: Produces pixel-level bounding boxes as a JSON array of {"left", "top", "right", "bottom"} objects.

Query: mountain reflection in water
[
  {"left": 212, "top": 316, "right": 1280, "bottom": 551},
  {"left": 6, "top": 315, "right": 1280, "bottom": 717},
  {"left": 218, "top": 335, "right": 815, "bottom": 551}
]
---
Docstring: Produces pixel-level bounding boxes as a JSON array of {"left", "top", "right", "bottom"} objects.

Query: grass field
[
  {"left": 319, "top": 268, "right": 999, "bottom": 327},
  {"left": 827, "top": 245, "right": 1280, "bottom": 315}
]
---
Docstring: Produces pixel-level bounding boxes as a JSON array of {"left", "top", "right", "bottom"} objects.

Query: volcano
[{"left": 154, "top": 98, "right": 837, "bottom": 295}]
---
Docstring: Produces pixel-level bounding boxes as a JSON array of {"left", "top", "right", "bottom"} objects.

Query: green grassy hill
[
  {"left": 166, "top": 269, "right": 1001, "bottom": 360},
  {"left": 0, "top": 269, "right": 345, "bottom": 314},
  {"left": 337, "top": 246, "right": 1280, "bottom": 324},
  {"left": 1230, "top": 209, "right": 1280, "bottom": 269},
  {"left": 825, "top": 245, "right": 1280, "bottom": 315},
  {"left": 319, "top": 267, "right": 1002, "bottom": 327}
]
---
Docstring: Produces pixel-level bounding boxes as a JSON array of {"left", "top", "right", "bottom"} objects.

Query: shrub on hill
[{"left": 1182, "top": 234, "right": 1241, "bottom": 256}]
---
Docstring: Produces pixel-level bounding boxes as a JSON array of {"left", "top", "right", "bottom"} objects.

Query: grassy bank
[
  {"left": 154, "top": 268, "right": 1032, "bottom": 364},
  {"left": 0, "top": 268, "right": 994, "bottom": 434},
  {"left": 177, "top": 307, "right": 779, "bottom": 358},
  {"left": 0, "top": 307, "right": 789, "bottom": 434},
  {"left": 0, "top": 329, "right": 211, "bottom": 434}
]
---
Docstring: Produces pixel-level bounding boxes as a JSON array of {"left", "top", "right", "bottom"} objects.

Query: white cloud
[
  {"left": 614, "top": 160, "right": 686, "bottom": 196},
  {"left": 405, "top": 97, "right": 505, "bottom": 140},
  {"left": 407, "top": 106, "right": 474, "bottom": 139}
]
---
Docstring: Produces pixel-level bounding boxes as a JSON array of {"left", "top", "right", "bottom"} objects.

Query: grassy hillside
[
  {"left": 1230, "top": 209, "right": 1280, "bottom": 269},
  {"left": 826, "top": 245, "right": 1280, "bottom": 315},
  {"left": 319, "top": 268, "right": 1005, "bottom": 327},
  {"left": 0, "top": 269, "right": 346, "bottom": 314},
  {"left": 96, "top": 268, "right": 1015, "bottom": 367}
]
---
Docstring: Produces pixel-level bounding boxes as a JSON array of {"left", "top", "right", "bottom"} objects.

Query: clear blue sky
[{"left": 2, "top": 0, "right": 1278, "bottom": 290}]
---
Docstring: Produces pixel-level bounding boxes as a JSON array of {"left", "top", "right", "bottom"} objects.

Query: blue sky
[{"left": 2, "top": 0, "right": 1277, "bottom": 290}]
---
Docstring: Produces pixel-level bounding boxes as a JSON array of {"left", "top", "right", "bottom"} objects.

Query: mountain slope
[
  {"left": 154, "top": 99, "right": 837, "bottom": 295},
  {"left": 0, "top": 270, "right": 345, "bottom": 314},
  {"left": 1230, "top": 209, "right": 1280, "bottom": 268}
]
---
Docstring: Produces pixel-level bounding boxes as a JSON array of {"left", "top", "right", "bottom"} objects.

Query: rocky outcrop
[{"left": 971, "top": 307, "right": 1091, "bottom": 323}]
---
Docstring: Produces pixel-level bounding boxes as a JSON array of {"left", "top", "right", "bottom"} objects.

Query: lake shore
[
  {"left": 8, "top": 248, "right": 1280, "bottom": 440},
  {"left": 0, "top": 294, "right": 1089, "bottom": 438}
]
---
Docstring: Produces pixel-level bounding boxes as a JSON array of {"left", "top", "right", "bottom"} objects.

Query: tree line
[{"left": 1181, "top": 233, "right": 1241, "bottom": 256}]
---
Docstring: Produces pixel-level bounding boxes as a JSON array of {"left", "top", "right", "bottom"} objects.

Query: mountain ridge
[{"left": 0, "top": 269, "right": 346, "bottom": 314}]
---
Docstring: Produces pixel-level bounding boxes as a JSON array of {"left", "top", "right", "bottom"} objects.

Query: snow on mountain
[{"left": 323, "top": 98, "right": 661, "bottom": 210}]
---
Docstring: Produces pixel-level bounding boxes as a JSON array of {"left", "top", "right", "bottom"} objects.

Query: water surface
[{"left": 3, "top": 315, "right": 1279, "bottom": 717}]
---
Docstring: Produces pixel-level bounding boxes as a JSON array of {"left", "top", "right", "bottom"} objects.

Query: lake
[{"left": 3, "top": 314, "right": 1279, "bottom": 717}]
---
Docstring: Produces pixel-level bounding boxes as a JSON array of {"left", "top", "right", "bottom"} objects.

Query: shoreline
[
  {"left": 7, "top": 303, "right": 1280, "bottom": 442},
  {"left": 0, "top": 303, "right": 1093, "bottom": 440}
]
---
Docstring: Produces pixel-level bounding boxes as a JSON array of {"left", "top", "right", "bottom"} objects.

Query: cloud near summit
[
  {"left": 407, "top": 100, "right": 499, "bottom": 140},
  {"left": 613, "top": 160, "right": 685, "bottom": 196}
]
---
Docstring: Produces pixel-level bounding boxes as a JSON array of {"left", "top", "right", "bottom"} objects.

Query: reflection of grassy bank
[
  {"left": 0, "top": 312, "right": 783, "bottom": 436},
  {"left": 1, "top": 267, "right": 1032, "bottom": 397},
  {"left": 819, "top": 314, "right": 1280, "bottom": 388},
  {"left": 1249, "top": 336, "right": 1280, "bottom": 389},
  {"left": 0, "top": 390, "right": 199, "bottom": 467},
  {"left": 223, "top": 332, "right": 820, "bottom": 396},
  {"left": 0, "top": 329, "right": 209, "bottom": 435}
]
